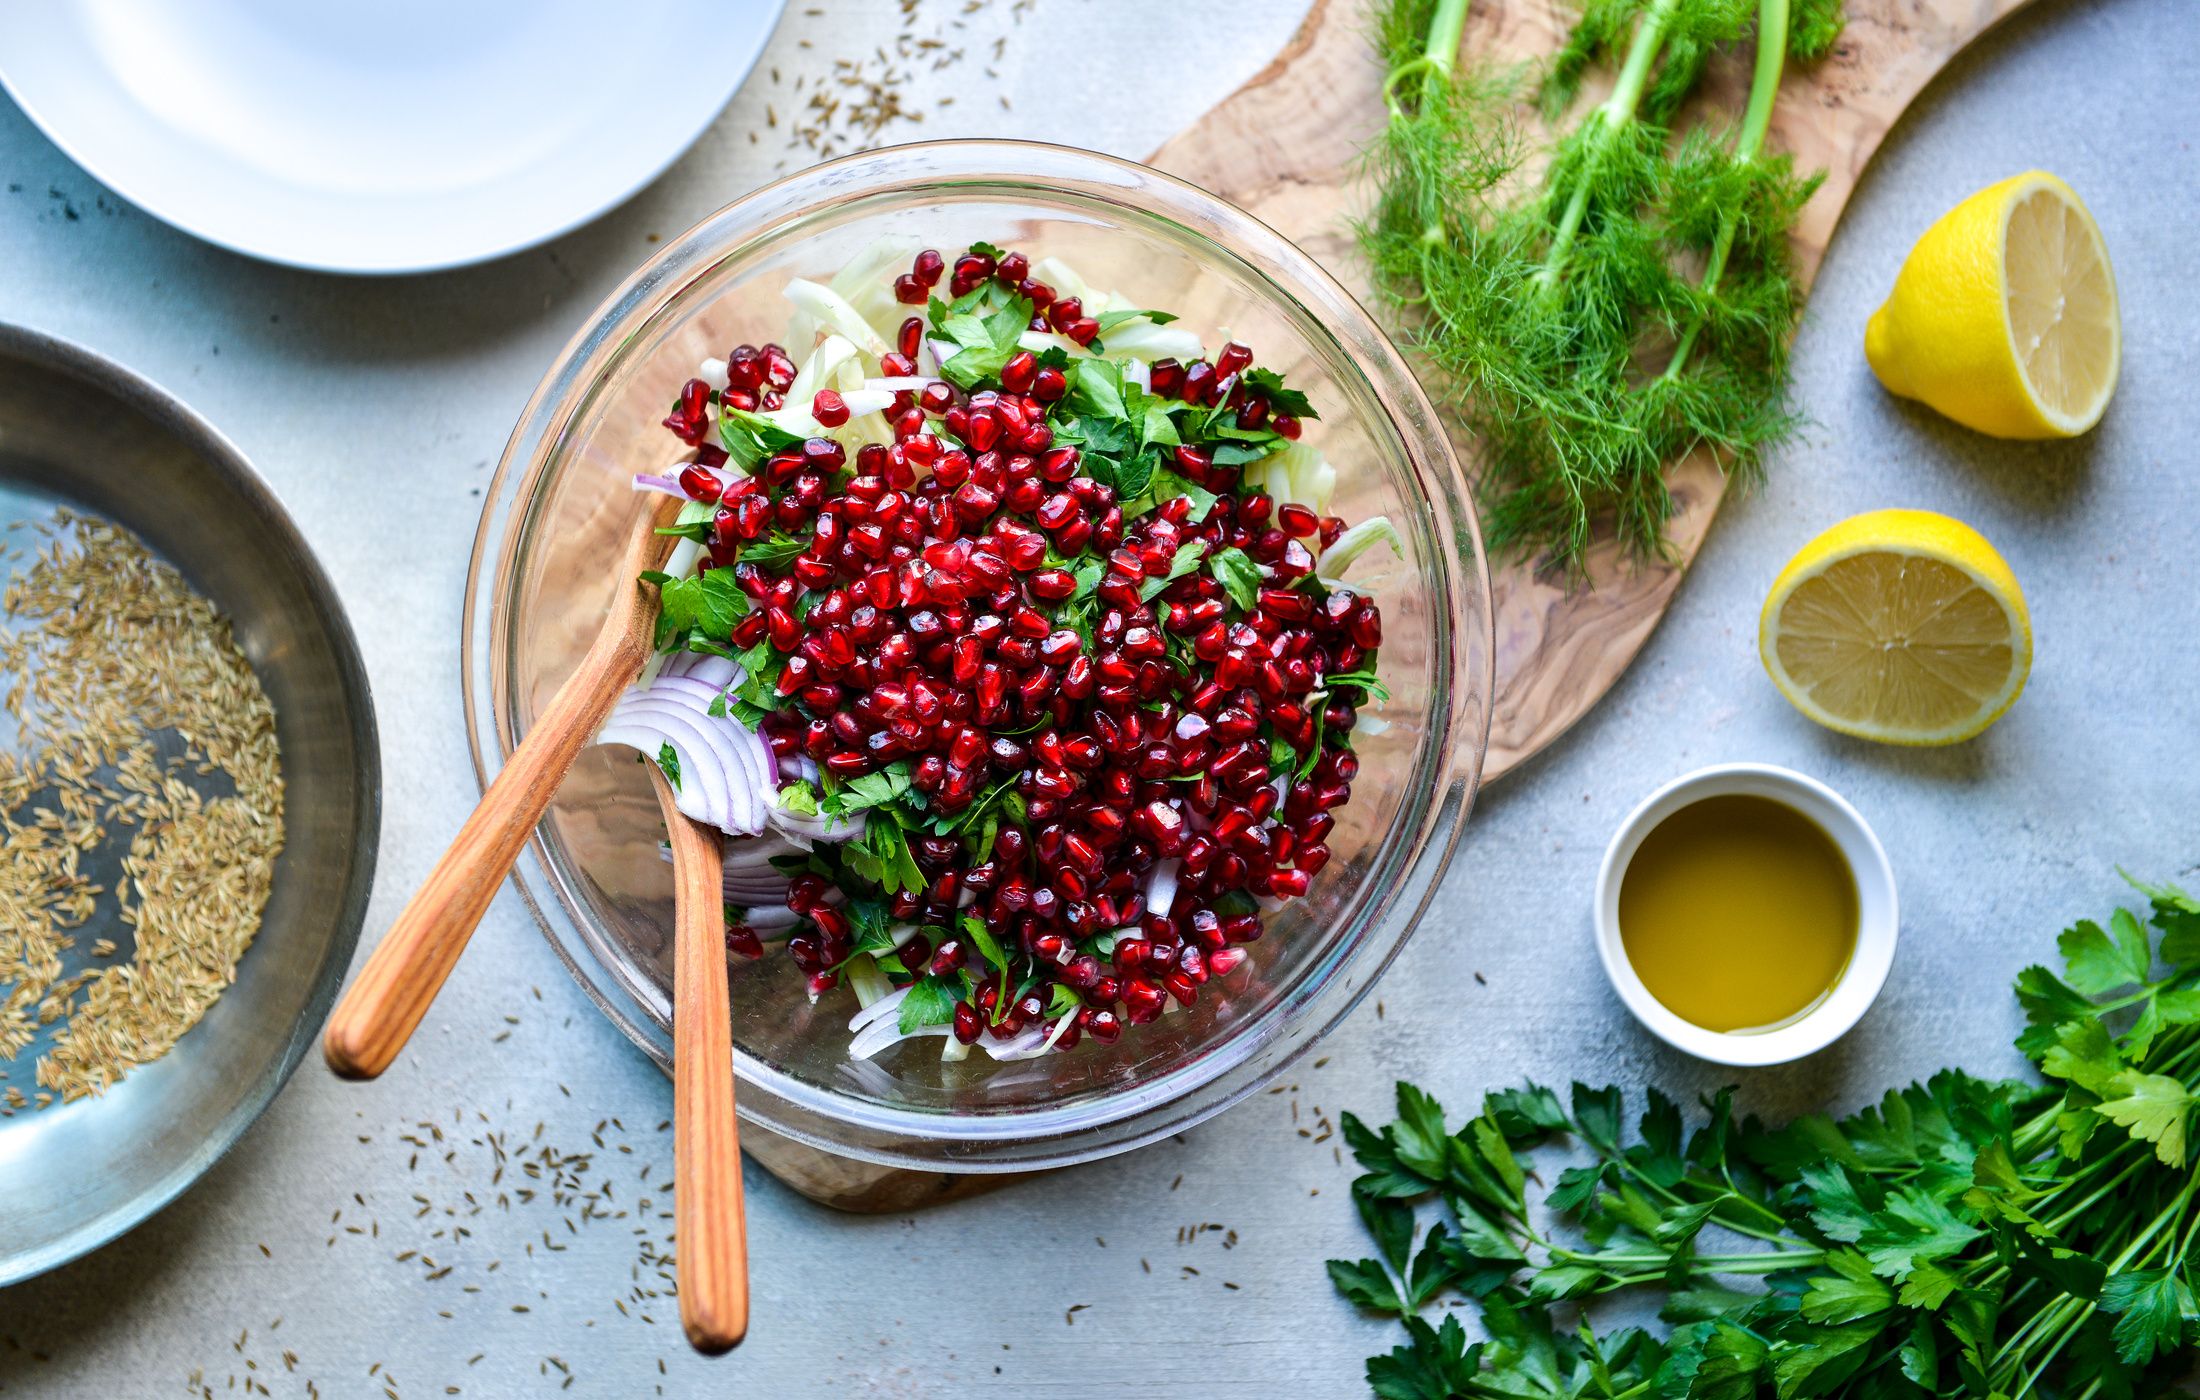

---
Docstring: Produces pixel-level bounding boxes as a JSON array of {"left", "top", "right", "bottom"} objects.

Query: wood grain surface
[
  {"left": 323, "top": 494, "right": 680, "bottom": 1079},
  {"left": 1146, "top": 0, "right": 2031, "bottom": 780},
  {"left": 651, "top": 768, "right": 749, "bottom": 1356}
]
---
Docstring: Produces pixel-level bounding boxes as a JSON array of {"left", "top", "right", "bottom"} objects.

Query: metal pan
[{"left": 0, "top": 323, "right": 380, "bottom": 1284}]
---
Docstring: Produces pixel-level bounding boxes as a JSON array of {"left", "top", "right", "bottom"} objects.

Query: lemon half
[
  {"left": 1760, "top": 509, "right": 2031, "bottom": 745},
  {"left": 1865, "top": 172, "right": 2120, "bottom": 438}
]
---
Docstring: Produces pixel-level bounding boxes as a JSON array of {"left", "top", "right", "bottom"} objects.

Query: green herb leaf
[
  {"left": 1801, "top": 1251, "right": 1896, "bottom": 1324},
  {"left": 653, "top": 567, "right": 749, "bottom": 649},
  {"left": 1138, "top": 540, "right": 1207, "bottom": 602},
  {"left": 2099, "top": 1267, "right": 2193, "bottom": 1365},
  {"left": 2093, "top": 1070, "right": 2193, "bottom": 1166},
  {"left": 1243, "top": 366, "right": 1318, "bottom": 421},
  {"left": 1207, "top": 546, "right": 1263, "bottom": 612},
  {"left": 837, "top": 762, "right": 916, "bottom": 814},
  {"left": 1138, "top": 466, "right": 1218, "bottom": 523},
  {"left": 654, "top": 743, "right": 681, "bottom": 789},
  {"left": 2059, "top": 912, "right": 2154, "bottom": 995},
  {"left": 1068, "top": 357, "right": 1126, "bottom": 420},
  {"left": 1094, "top": 307, "right": 1180, "bottom": 333},
  {"left": 1365, "top": 1315, "right": 1481, "bottom": 1400},
  {"left": 897, "top": 973, "right": 969, "bottom": 1035},
  {"left": 1328, "top": 1258, "right": 1407, "bottom": 1315}
]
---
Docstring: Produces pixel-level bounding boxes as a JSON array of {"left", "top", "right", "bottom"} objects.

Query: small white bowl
[{"left": 1594, "top": 763, "right": 1898, "bottom": 1067}]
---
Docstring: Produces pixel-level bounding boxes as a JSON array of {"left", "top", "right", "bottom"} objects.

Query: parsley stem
[
  {"left": 1543, "top": 1243, "right": 1823, "bottom": 1273},
  {"left": 2042, "top": 1153, "right": 2148, "bottom": 1231}
]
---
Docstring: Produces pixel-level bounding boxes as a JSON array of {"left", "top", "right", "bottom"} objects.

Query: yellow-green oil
[{"left": 1617, "top": 794, "right": 1857, "bottom": 1033}]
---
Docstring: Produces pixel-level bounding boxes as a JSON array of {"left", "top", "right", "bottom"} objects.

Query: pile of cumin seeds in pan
[{"left": 0, "top": 508, "right": 284, "bottom": 1111}]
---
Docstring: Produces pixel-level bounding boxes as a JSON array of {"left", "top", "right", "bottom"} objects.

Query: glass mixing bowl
[{"left": 462, "top": 141, "right": 1491, "bottom": 1172}]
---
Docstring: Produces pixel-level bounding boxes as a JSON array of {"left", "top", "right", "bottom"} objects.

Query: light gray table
[{"left": 1, "top": 1, "right": 2194, "bottom": 1394}]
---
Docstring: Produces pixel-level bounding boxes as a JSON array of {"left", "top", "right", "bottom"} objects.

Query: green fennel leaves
[
  {"left": 1362, "top": 0, "right": 1841, "bottom": 572},
  {"left": 1329, "top": 875, "right": 2200, "bottom": 1398}
]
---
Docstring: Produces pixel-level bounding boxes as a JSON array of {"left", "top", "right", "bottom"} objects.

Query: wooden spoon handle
[
  {"left": 324, "top": 493, "right": 680, "bottom": 1080},
  {"left": 324, "top": 619, "right": 650, "bottom": 1077},
  {"left": 655, "top": 768, "right": 748, "bottom": 1355}
]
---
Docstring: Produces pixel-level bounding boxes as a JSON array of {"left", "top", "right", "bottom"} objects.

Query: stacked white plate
[{"left": 0, "top": 0, "right": 783, "bottom": 273}]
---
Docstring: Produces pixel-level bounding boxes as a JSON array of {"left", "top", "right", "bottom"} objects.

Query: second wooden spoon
[{"left": 648, "top": 765, "right": 749, "bottom": 1355}]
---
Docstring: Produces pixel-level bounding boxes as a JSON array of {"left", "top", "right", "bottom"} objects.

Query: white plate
[{"left": 0, "top": 0, "right": 784, "bottom": 274}]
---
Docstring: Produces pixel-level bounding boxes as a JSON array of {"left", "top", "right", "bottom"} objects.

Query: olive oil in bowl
[{"left": 1617, "top": 793, "right": 1857, "bottom": 1033}]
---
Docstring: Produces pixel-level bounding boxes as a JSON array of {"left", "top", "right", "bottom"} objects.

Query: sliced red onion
[
  {"left": 852, "top": 1020, "right": 950, "bottom": 1060},
  {"left": 599, "top": 697, "right": 741, "bottom": 831},
  {"left": 769, "top": 805, "right": 864, "bottom": 844},
  {"left": 848, "top": 986, "right": 911, "bottom": 1036},
  {"left": 663, "top": 650, "right": 741, "bottom": 692},
  {"left": 979, "top": 1025, "right": 1056, "bottom": 1061},
  {"left": 632, "top": 472, "right": 684, "bottom": 497},
  {"left": 723, "top": 835, "right": 795, "bottom": 871},
  {"left": 631, "top": 676, "right": 772, "bottom": 832},
  {"left": 601, "top": 679, "right": 775, "bottom": 836},
  {"left": 724, "top": 877, "right": 791, "bottom": 907}
]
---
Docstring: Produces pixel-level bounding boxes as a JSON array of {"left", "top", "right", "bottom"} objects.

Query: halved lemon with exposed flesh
[
  {"left": 1760, "top": 509, "right": 2031, "bottom": 745},
  {"left": 1864, "top": 171, "right": 2120, "bottom": 438}
]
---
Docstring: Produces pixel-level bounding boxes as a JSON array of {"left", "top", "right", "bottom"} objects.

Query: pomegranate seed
[
  {"left": 678, "top": 464, "right": 723, "bottom": 503},
  {"left": 651, "top": 277, "right": 1380, "bottom": 1053}
]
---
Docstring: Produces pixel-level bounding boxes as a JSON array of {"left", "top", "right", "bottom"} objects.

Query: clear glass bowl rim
[{"left": 462, "top": 138, "right": 1494, "bottom": 1172}]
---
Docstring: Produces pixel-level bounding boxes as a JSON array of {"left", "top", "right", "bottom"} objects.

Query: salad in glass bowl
[
  {"left": 604, "top": 238, "right": 1399, "bottom": 1069},
  {"left": 467, "top": 140, "right": 1485, "bottom": 1173}
]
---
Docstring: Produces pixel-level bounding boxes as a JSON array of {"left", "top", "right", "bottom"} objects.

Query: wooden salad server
[
  {"left": 646, "top": 765, "right": 750, "bottom": 1355},
  {"left": 324, "top": 492, "right": 683, "bottom": 1079}
]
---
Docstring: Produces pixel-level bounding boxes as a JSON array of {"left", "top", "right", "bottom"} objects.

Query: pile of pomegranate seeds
[{"left": 652, "top": 242, "right": 1386, "bottom": 1057}]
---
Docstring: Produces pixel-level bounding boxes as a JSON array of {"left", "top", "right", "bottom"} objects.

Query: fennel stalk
[{"left": 1363, "top": 0, "right": 1842, "bottom": 572}]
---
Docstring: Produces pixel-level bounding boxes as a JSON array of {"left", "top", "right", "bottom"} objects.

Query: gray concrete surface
[{"left": 1, "top": 0, "right": 2195, "bottom": 1394}]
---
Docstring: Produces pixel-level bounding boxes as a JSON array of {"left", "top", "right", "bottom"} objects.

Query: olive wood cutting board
[
  {"left": 1151, "top": 0, "right": 2033, "bottom": 781},
  {"left": 742, "top": 0, "right": 2034, "bottom": 1209}
]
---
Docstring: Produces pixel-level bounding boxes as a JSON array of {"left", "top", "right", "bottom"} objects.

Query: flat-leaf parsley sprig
[{"left": 1330, "top": 874, "right": 2200, "bottom": 1399}]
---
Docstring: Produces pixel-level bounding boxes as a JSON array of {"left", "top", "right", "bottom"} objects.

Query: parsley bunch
[{"left": 1330, "top": 876, "right": 2200, "bottom": 1399}]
